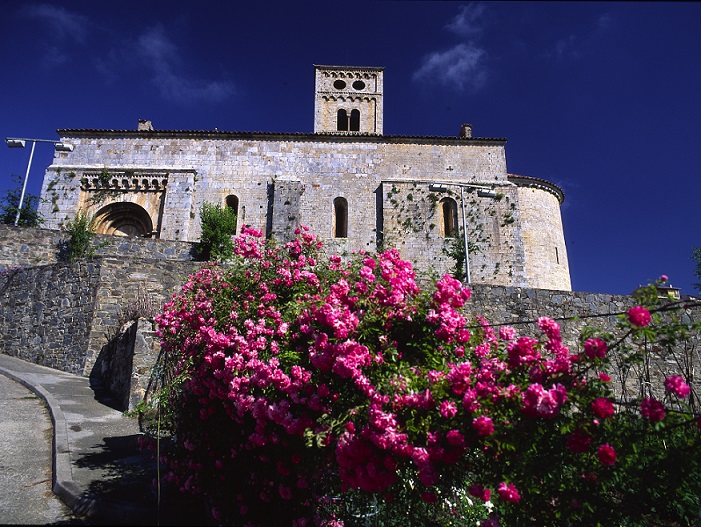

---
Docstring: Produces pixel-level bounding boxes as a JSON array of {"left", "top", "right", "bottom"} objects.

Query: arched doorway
[{"left": 93, "top": 202, "right": 154, "bottom": 237}]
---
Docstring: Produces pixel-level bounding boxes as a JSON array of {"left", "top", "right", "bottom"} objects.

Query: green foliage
[
  {"left": 445, "top": 231, "right": 481, "bottom": 283},
  {"left": 63, "top": 209, "right": 99, "bottom": 263},
  {"left": 0, "top": 174, "right": 43, "bottom": 227},
  {"left": 194, "top": 201, "right": 237, "bottom": 261}
]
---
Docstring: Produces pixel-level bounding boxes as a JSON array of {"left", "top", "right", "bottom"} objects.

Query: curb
[{"left": 0, "top": 366, "right": 157, "bottom": 524}]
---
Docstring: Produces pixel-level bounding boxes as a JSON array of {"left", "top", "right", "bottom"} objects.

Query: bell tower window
[
  {"left": 337, "top": 109, "right": 349, "bottom": 131},
  {"left": 350, "top": 109, "right": 360, "bottom": 131}
]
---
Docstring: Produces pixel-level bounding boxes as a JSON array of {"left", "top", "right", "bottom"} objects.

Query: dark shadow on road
[{"left": 71, "top": 434, "right": 211, "bottom": 525}]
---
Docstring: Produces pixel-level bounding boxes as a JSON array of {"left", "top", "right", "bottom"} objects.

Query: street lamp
[
  {"left": 429, "top": 181, "right": 498, "bottom": 284},
  {"left": 5, "top": 137, "right": 73, "bottom": 226}
]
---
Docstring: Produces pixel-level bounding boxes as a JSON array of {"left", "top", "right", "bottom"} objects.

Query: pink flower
[
  {"left": 537, "top": 317, "right": 561, "bottom": 341},
  {"left": 498, "top": 326, "right": 517, "bottom": 341},
  {"left": 497, "top": 482, "right": 520, "bottom": 503},
  {"left": 439, "top": 400, "right": 458, "bottom": 419},
  {"left": 472, "top": 415, "right": 495, "bottom": 436},
  {"left": 640, "top": 398, "right": 665, "bottom": 423},
  {"left": 664, "top": 376, "right": 691, "bottom": 398},
  {"left": 591, "top": 397, "right": 615, "bottom": 419},
  {"left": 279, "top": 484, "right": 292, "bottom": 500},
  {"left": 628, "top": 305, "right": 651, "bottom": 327},
  {"left": 597, "top": 444, "right": 616, "bottom": 466},
  {"left": 583, "top": 338, "right": 607, "bottom": 359},
  {"left": 599, "top": 372, "right": 611, "bottom": 383},
  {"left": 522, "top": 383, "right": 568, "bottom": 418},
  {"left": 566, "top": 429, "right": 592, "bottom": 453},
  {"left": 421, "top": 491, "right": 438, "bottom": 503},
  {"left": 468, "top": 484, "right": 491, "bottom": 502},
  {"left": 446, "top": 429, "right": 465, "bottom": 447},
  {"left": 660, "top": 275, "right": 669, "bottom": 283}
]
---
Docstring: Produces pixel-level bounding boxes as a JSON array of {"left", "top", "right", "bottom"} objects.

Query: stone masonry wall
[
  {"left": 38, "top": 132, "right": 526, "bottom": 286},
  {"left": 0, "top": 224, "right": 196, "bottom": 269},
  {"left": 516, "top": 185, "right": 571, "bottom": 290},
  {"left": 0, "top": 260, "right": 101, "bottom": 374},
  {"left": 381, "top": 180, "right": 527, "bottom": 286}
]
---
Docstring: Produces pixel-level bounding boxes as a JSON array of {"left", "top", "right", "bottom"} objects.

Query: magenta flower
[
  {"left": 597, "top": 444, "right": 617, "bottom": 466},
  {"left": 664, "top": 375, "right": 691, "bottom": 398},
  {"left": 498, "top": 325, "right": 518, "bottom": 341},
  {"left": 439, "top": 400, "right": 458, "bottom": 419},
  {"left": 640, "top": 397, "right": 665, "bottom": 423},
  {"left": 421, "top": 491, "right": 438, "bottom": 503},
  {"left": 628, "top": 305, "right": 651, "bottom": 327},
  {"left": 522, "top": 383, "right": 568, "bottom": 418},
  {"left": 583, "top": 337, "right": 607, "bottom": 359},
  {"left": 468, "top": 483, "right": 491, "bottom": 502},
  {"left": 591, "top": 397, "right": 615, "bottom": 419},
  {"left": 473, "top": 415, "right": 495, "bottom": 436},
  {"left": 497, "top": 482, "right": 521, "bottom": 503},
  {"left": 566, "top": 429, "right": 592, "bottom": 453},
  {"left": 446, "top": 429, "right": 465, "bottom": 447}
]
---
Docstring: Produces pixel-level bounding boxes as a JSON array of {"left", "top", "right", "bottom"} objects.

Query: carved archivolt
[{"left": 93, "top": 202, "right": 154, "bottom": 237}]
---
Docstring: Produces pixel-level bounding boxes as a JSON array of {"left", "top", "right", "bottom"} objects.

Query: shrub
[
  {"left": 142, "top": 227, "right": 701, "bottom": 526},
  {"left": 195, "top": 201, "right": 237, "bottom": 262},
  {"left": 63, "top": 209, "right": 100, "bottom": 263}
]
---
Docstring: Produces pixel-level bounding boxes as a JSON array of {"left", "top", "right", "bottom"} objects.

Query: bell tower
[{"left": 314, "top": 65, "right": 384, "bottom": 135}]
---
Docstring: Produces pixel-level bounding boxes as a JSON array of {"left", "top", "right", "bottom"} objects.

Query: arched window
[
  {"left": 350, "top": 109, "right": 360, "bottom": 131},
  {"left": 225, "top": 194, "right": 239, "bottom": 232},
  {"left": 337, "top": 109, "right": 349, "bottom": 131},
  {"left": 439, "top": 197, "right": 459, "bottom": 238},
  {"left": 333, "top": 197, "right": 348, "bottom": 238}
]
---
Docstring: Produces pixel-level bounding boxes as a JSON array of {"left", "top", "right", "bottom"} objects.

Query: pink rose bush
[{"left": 143, "top": 227, "right": 701, "bottom": 526}]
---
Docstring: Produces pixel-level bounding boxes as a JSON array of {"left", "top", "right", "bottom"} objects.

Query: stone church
[{"left": 38, "top": 65, "right": 571, "bottom": 290}]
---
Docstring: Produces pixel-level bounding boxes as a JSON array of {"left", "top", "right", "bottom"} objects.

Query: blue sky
[{"left": 1, "top": 2, "right": 700, "bottom": 296}]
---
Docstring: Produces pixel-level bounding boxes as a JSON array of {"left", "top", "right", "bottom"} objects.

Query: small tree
[
  {"left": 693, "top": 247, "right": 701, "bottom": 294},
  {"left": 0, "top": 174, "right": 43, "bottom": 227},
  {"left": 63, "top": 209, "right": 99, "bottom": 263},
  {"left": 195, "top": 201, "right": 237, "bottom": 262}
]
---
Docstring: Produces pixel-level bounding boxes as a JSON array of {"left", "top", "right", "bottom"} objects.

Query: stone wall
[
  {"left": 0, "top": 260, "right": 101, "bottom": 374},
  {"left": 38, "top": 131, "right": 541, "bottom": 288},
  {"left": 0, "top": 224, "right": 196, "bottom": 269}
]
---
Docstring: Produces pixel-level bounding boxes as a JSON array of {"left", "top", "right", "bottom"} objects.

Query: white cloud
[
  {"left": 546, "top": 12, "right": 613, "bottom": 60},
  {"left": 103, "top": 24, "right": 235, "bottom": 105},
  {"left": 554, "top": 34, "right": 579, "bottom": 60},
  {"left": 413, "top": 43, "right": 487, "bottom": 92},
  {"left": 19, "top": 3, "right": 89, "bottom": 42},
  {"left": 445, "top": 3, "right": 487, "bottom": 38}
]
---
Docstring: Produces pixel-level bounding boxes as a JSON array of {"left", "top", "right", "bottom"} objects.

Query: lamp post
[
  {"left": 5, "top": 137, "right": 73, "bottom": 226},
  {"left": 429, "top": 182, "right": 498, "bottom": 284}
]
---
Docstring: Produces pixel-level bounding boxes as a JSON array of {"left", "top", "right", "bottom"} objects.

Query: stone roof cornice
[
  {"left": 508, "top": 174, "right": 565, "bottom": 204},
  {"left": 56, "top": 129, "right": 507, "bottom": 146}
]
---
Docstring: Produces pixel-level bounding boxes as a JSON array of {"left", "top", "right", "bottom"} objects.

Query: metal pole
[
  {"left": 14, "top": 140, "right": 36, "bottom": 226},
  {"left": 460, "top": 185, "right": 470, "bottom": 284}
]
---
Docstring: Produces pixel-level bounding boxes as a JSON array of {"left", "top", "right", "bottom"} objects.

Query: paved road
[{"left": 0, "top": 373, "right": 81, "bottom": 524}]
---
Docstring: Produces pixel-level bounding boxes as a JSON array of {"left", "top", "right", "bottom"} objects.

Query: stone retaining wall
[
  {"left": 0, "top": 224, "right": 196, "bottom": 269},
  {"left": 0, "top": 260, "right": 101, "bottom": 374}
]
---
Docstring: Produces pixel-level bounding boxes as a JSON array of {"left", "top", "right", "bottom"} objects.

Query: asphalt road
[{"left": 0, "top": 373, "right": 81, "bottom": 524}]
